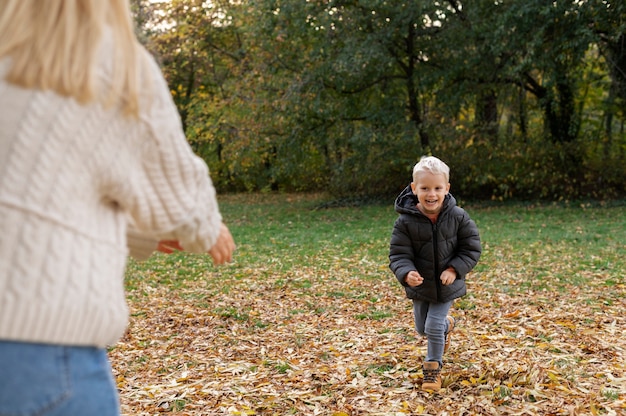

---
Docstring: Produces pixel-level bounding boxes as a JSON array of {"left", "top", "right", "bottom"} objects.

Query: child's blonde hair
[
  {"left": 412, "top": 156, "right": 450, "bottom": 183},
  {"left": 0, "top": 0, "right": 146, "bottom": 117}
]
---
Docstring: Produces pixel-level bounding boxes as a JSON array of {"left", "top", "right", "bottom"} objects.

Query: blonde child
[{"left": 389, "top": 156, "right": 481, "bottom": 391}]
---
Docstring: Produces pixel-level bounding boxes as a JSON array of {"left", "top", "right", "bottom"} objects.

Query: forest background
[
  {"left": 112, "top": 3, "right": 626, "bottom": 414},
  {"left": 130, "top": 0, "right": 626, "bottom": 201}
]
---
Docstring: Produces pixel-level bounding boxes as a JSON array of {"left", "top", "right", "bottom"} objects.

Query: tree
[
  {"left": 240, "top": 1, "right": 462, "bottom": 197},
  {"left": 585, "top": 1, "right": 626, "bottom": 141},
  {"left": 131, "top": 0, "right": 626, "bottom": 199}
]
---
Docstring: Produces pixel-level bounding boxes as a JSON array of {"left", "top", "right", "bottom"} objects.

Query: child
[{"left": 389, "top": 156, "right": 481, "bottom": 391}]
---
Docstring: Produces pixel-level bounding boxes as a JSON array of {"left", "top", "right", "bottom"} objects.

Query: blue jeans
[
  {"left": 0, "top": 341, "right": 120, "bottom": 416},
  {"left": 412, "top": 300, "right": 453, "bottom": 366}
]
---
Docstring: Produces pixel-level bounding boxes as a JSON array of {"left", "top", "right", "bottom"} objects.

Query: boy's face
[{"left": 410, "top": 172, "right": 450, "bottom": 215}]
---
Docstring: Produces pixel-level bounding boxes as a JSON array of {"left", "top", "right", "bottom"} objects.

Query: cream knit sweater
[{"left": 0, "top": 37, "right": 223, "bottom": 347}]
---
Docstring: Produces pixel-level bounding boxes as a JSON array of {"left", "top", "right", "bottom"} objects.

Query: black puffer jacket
[{"left": 389, "top": 186, "right": 482, "bottom": 303}]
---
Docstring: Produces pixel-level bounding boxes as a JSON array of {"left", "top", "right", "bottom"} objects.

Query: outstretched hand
[
  {"left": 208, "top": 223, "right": 236, "bottom": 265},
  {"left": 156, "top": 222, "right": 236, "bottom": 265}
]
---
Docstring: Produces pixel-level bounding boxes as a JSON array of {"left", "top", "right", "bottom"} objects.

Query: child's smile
[{"left": 411, "top": 172, "right": 450, "bottom": 215}]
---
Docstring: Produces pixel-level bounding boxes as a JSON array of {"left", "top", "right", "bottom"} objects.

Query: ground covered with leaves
[{"left": 110, "top": 196, "right": 625, "bottom": 415}]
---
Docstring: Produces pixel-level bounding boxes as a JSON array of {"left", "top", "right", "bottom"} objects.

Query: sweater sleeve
[
  {"left": 126, "top": 227, "right": 158, "bottom": 261},
  {"left": 116, "top": 51, "right": 222, "bottom": 254}
]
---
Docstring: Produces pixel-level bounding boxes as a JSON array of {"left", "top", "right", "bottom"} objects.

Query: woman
[{"left": 0, "top": 1, "right": 235, "bottom": 414}]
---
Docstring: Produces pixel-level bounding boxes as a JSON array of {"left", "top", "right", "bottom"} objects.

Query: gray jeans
[{"left": 412, "top": 299, "right": 453, "bottom": 366}]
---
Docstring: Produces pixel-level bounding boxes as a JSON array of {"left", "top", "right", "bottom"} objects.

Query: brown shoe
[
  {"left": 444, "top": 316, "right": 455, "bottom": 354},
  {"left": 422, "top": 361, "right": 442, "bottom": 391}
]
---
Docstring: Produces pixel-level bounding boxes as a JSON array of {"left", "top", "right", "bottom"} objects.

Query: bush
[{"left": 434, "top": 131, "right": 626, "bottom": 201}]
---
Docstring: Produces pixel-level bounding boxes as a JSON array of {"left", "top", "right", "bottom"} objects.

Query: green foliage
[
  {"left": 131, "top": 0, "right": 626, "bottom": 200},
  {"left": 435, "top": 127, "right": 626, "bottom": 201}
]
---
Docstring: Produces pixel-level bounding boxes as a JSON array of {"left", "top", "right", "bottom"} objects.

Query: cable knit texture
[{"left": 0, "top": 33, "right": 222, "bottom": 347}]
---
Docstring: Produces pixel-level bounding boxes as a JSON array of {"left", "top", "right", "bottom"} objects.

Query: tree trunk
[
  {"left": 476, "top": 89, "right": 499, "bottom": 141},
  {"left": 404, "top": 21, "right": 430, "bottom": 152}
]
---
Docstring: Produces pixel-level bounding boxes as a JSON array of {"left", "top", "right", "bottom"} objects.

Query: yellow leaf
[{"left": 547, "top": 371, "right": 560, "bottom": 382}]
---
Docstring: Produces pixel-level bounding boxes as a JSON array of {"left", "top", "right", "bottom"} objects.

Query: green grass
[
  {"left": 223, "top": 193, "right": 395, "bottom": 269},
  {"left": 126, "top": 194, "right": 626, "bottom": 298},
  {"left": 468, "top": 201, "right": 626, "bottom": 297},
  {"left": 118, "top": 194, "right": 626, "bottom": 415}
]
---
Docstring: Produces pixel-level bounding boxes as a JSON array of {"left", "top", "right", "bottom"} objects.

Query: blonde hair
[
  {"left": 412, "top": 156, "right": 450, "bottom": 183},
  {"left": 0, "top": 0, "right": 145, "bottom": 117}
]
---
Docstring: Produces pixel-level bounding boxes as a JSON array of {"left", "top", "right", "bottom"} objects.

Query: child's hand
[
  {"left": 405, "top": 270, "right": 423, "bottom": 287},
  {"left": 440, "top": 267, "right": 457, "bottom": 286}
]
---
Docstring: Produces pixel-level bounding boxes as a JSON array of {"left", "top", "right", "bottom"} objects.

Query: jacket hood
[{"left": 393, "top": 185, "right": 457, "bottom": 215}]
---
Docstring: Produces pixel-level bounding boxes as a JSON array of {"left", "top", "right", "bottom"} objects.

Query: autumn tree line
[{"left": 131, "top": 0, "right": 626, "bottom": 201}]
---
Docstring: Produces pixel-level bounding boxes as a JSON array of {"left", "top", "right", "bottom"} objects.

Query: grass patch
[
  {"left": 118, "top": 194, "right": 626, "bottom": 416},
  {"left": 126, "top": 194, "right": 626, "bottom": 298}
]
